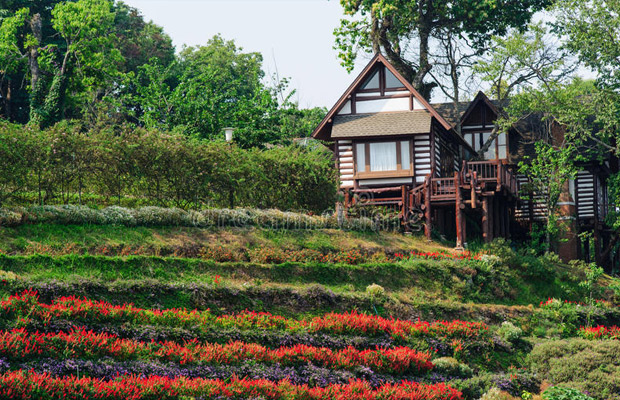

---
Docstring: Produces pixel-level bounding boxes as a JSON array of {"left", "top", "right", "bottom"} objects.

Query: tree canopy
[
  {"left": 334, "top": 0, "right": 551, "bottom": 99},
  {"left": 0, "top": 0, "right": 324, "bottom": 146}
]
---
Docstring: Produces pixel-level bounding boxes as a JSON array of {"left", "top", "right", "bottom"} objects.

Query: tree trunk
[
  {"left": 28, "top": 14, "right": 43, "bottom": 88},
  {"left": 28, "top": 13, "right": 45, "bottom": 124}
]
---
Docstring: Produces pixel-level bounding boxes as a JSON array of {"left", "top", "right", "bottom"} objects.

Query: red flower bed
[
  {"left": 578, "top": 325, "right": 620, "bottom": 340},
  {"left": 0, "top": 291, "right": 489, "bottom": 343},
  {"left": 306, "top": 311, "right": 488, "bottom": 341},
  {"left": 0, "top": 371, "right": 463, "bottom": 400},
  {"left": 0, "top": 328, "right": 434, "bottom": 374}
]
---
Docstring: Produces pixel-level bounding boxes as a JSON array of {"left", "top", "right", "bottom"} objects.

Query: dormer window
[{"left": 463, "top": 131, "right": 507, "bottom": 160}]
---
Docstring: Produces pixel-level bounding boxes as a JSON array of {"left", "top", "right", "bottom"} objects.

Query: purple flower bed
[
  {"left": 8, "top": 319, "right": 395, "bottom": 350},
  {"left": 11, "top": 358, "right": 439, "bottom": 388}
]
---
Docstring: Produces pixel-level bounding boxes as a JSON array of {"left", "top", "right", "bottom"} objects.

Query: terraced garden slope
[{"left": 0, "top": 209, "right": 619, "bottom": 399}]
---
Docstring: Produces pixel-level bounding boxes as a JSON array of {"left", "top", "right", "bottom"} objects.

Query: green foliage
[
  {"left": 529, "top": 339, "right": 620, "bottom": 400},
  {"left": 334, "top": 0, "right": 550, "bottom": 96},
  {"left": 125, "top": 35, "right": 324, "bottom": 147},
  {"left": 518, "top": 142, "right": 578, "bottom": 251},
  {"left": 0, "top": 206, "right": 396, "bottom": 232},
  {"left": 433, "top": 357, "right": 473, "bottom": 378},
  {"left": 474, "top": 23, "right": 571, "bottom": 102},
  {"left": 497, "top": 321, "right": 523, "bottom": 343},
  {"left": 542, "top": 387, "right": 594, "bottom": 400},
  {"left": 554, "top": 0, "right": 620, "bottom": 90},
  {"left": 0, "top": 123, "right": 338, "bottom": 212}
]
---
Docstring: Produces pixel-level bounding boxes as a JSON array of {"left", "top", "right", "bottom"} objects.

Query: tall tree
[
  {"left": 0, "top": 0, "right": 174, "bottom": 125},
  {"left": 334, "top": 0, "right": 551, "bottom": 99},
  {"left": 555, "top": 0, "right": 620, "bottom": 90},
  {"left": 472, "top": 23, "right": 575, "bottom": 158},
  {"left": 127, "top": 36, "right": 282, "bottom": 147},
  {"left": 552, "top": 0, "right": 620, "bottom": 264}
]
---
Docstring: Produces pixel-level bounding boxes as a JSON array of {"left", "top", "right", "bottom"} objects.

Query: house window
[
  {"left": 463, "top": 131, "right": 508, "bottom": 160},
  {"left": 355, "top": 140, "right": 411, "bottom": 176},
  {"left": 370, "top": 142, "right": 397, "bottom": 171},
  {"left": 361, "top": 70, "right": 380, "bottom": 90},
  {"left": 358, "top": 66, "right": 407, "bottom": 94},
  {"left": 385, "top": 69, "right": 404, "bottom": 89},
  {"left": 497, "top": 133, "right": 507, "bottom": 159},
  {"left": 355, "top": 143, "right": 366, "bottom": 172}
]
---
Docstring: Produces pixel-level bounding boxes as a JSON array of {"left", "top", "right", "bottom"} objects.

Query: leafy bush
[
  {"left": 531, "top": 298, "right": 620, "bottom": 338},
  {"left": 542, "top": 386, "right": 595, "bottom": 400},
  {"left": 433, "top": 357, "right": 473, "bottom": 378},
  {"left": 528, "top": 339, "right": 620, "bottom": 399},
  {"left": 0, "top": 205, "right": 401, "bottom": 232},
  {"left": 0, "top": 209, "right": 22, "bottom": 226},
  {"left": 498, "top": 322, "right": 523, "bottom": 343},
  {"left": 365, "top": 284, "right": 386, "bottom": 301}
]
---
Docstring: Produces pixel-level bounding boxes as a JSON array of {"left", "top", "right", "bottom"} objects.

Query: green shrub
[
  {"left": 100, "top": 206, "right": 137, "bottom": 225},
  {"left": 542, "top": 386, "right": 595, "bottom": 400},
  {"left": 528, "top": 339, "right": 620, "bottom": 399},
  {"left": 0, "top": 205, "right": 401, "bottom": 232},
  {"left": 365, "top": 283, "right": 386, "bottom": 301},
  {"left": 498, "top": 321, "right": 523, "bottom": 343},
  {"left": 0, "top": 124, "right": 338, "bottom": 212},
  {"left": 0, "top": 209, "right": 22, "bottom": 226},
  {"left": 433, "top": 357, "right": 473, "bottom": 378}
]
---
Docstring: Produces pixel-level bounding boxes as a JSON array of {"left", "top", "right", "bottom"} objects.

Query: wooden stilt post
[
  {"left": 455, "top": 172, "right": 465, "bottom": 250},
  {"left": 425, "top": 176, "right": 432, "bottom": 241},
  {"left": 500, "top": 199, "right": 507, "bottom": 238},
  {"left": 493, "top": 196, "right": 500, "bottom": 240},
  {"left": 482, "top": 197, "right": 491, "bottom": 243}
]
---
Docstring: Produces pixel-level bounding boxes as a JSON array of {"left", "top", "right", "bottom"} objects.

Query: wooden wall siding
[
  {"left": 414, "top": 134, "right": 432, "bottom": 183},
  {"left": 434, "top": 142, "right": 441, "bottom": 177},
  {"left": 337, "top": 140, "right": 354, "bottom": 188},
  {"left": 576, "top": 170, "right": 595, "bottom": 219},
  {"left": 431, "top": 123, "right": 459, "bottom": 177},
  {"left": 514, "top": 174, "right": 548, "bottom": 221},
  {"left": 359, "top": 177, "right": 414, "bottom": 186}
]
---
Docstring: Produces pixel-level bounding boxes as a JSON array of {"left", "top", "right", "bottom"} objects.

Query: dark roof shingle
[
  {"left": 331, "top": 111, "right": 432, "bottom": 138},
  {"left": 431, "top": 102, "right": 470, "bottom": 127}
]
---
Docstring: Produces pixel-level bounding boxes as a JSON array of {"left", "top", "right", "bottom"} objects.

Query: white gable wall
[{"left": 356, "top": 98, "right": 410, "bottom": 113}]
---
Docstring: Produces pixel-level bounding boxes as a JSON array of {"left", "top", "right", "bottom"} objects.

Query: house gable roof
[
  {"left": 332, "top": 111, "right": 433, "bottom": 138},
  {"left": 311, "top": 53, "right": 453, "bottom": 142}
]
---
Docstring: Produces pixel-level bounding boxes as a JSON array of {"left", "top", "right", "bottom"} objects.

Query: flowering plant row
[
  {"left": 393, "top": 252, "right": 480, "bottom": 261},
  {"left": 539, "top": 298, "right": 617, "bottom": 309},
  {"left": 0, "top": 291, "right": 489, "bottom": 343},
  {"left": 12, "top": 357, "right": 424, "bottom": 387},
  {"left": 578, "top": 325, "right": 620, "bottom": 340},
  {"left": 0, "top": 328, "right": 434, "bottom": 375},
  {"left": 0, "top": 371, "right": 463, "bottom": 400}
]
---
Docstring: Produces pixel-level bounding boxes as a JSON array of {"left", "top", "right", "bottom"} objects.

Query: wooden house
[{"left": 312, "top": 54, "right": 617, "bottom": 269}]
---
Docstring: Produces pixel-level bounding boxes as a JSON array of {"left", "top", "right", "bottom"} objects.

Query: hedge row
[
  {"left": 0, "top": 205, "right": 400, "bottom": 231},
  {"left": 0, "top": 123, "right": 337, "bottom": 212}
]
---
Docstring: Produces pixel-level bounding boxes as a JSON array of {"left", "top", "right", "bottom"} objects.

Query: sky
[{"left": 121, "top": 0, "right": 367, "bottom": 109}]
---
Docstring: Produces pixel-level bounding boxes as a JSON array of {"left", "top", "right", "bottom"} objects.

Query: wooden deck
[{"left": 348, "top": 160, "right": 519, "bottom": 248}]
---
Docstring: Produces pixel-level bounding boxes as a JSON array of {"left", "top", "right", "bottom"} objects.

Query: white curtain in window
[
  {"left": 356, "top": 143, "right": 366, "bottom": 173},
  {"left": 370, "top": 142, "right": 397, "bottom": 171},
  {"left": 400, "top": 141, "right": 410, "bottom": 169}
]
